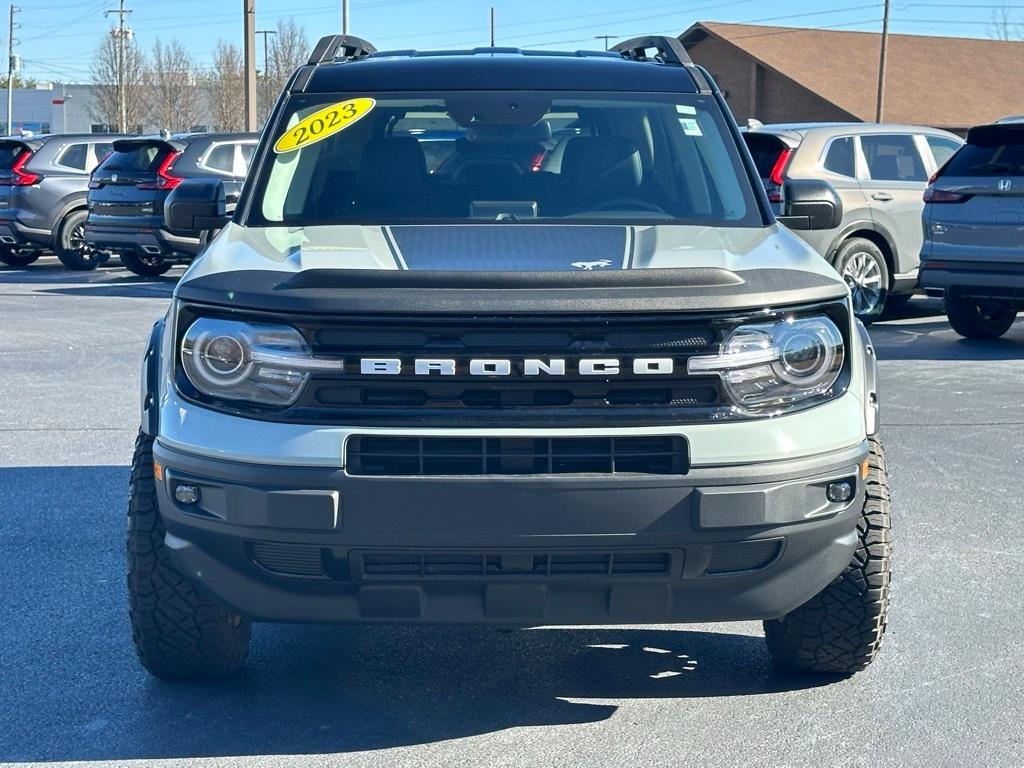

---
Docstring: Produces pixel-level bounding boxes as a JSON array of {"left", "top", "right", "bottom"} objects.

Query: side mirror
[
  {"left": 777, "top": 178, "right": 843, "bottom": 231},
  {"left": 164, "top": 177, "right": 228, "bottom": 232}
]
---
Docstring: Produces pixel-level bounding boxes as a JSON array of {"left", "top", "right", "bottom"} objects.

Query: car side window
[
  {"left": 823, "top": 136, "right": 856, "bottom": 177},
  {"left": 89, "top": 143, "right": 114, "bottom": 171},
  {"left": 926, "top": 136, "right": 961, "bottom": 169},
  {"left": 57, "top": 143, "right": 89, "bottom": 171},
  {"left": 861, "top": 134, "right": 927, "bottom": 182},
  {"left": 202, "top": 143, "right": 235, "bottom": 174}
]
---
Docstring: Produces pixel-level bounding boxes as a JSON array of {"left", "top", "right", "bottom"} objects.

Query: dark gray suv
[
  {"left": 0, "top": 133, "right": 125, "bottom": 269},
  {"left": 84, "top": 132, "right": 257, "bottom": 276},
  {"left": 921, "top": 121, "right": 1024, "bottom": 339}
]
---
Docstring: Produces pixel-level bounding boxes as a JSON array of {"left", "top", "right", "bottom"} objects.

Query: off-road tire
[
  {"left": 945, "top": 299, "right": 1017, "bottom": 340},
  {"left": 55, "top": 209, "right": 102, "bottom": 270},
  {"left": 122, "top": 251, "right": 174, "bottom": 277},
  {"left": 764, "top": 435, "right": 891, "bottom": 676},
  {"left": 128, "top": 431, "right": 250, "bottom": 679},
  {"left": 0, "top": 247, "right": 41, "bottom": 266},
  {"left": 834, "top": 238, "right": 890, "bottom": 323}
]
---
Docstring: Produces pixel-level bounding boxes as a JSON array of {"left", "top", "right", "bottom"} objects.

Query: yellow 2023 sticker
[{"left": 273, "top": 98, "right": 376, "bottom": 153}]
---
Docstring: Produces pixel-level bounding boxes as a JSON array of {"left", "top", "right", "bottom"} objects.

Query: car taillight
[
  {"left": 138, "top": 151, "right": 183, "bottom": 190},
  {"left": 530, "top": 151, "right": 546, "bottom": 172},
  {"left": 767, "top": 147, "right": 792, "bottom": 203},
  {"left": 923, "top": 174, "right": 970, "bottom": 203},
  {"left": 8, "top": 151, "right": 41, "bottom": 186}
]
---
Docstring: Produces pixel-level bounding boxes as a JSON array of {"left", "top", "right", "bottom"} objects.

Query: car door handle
[{"left": 871, "top": 192, "right": 894, "bottom": 202}]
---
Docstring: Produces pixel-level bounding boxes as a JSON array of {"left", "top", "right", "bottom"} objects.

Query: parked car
[
  {"left": 0, "top": 133, "right": 126, "bottom": 268},
  {"left": 743, "top": 123, "right": 963, "bottom": 320},
  {"left": 920, "top": 121, "right": 1024, "bottom": 339},
  {"left": 84, "top": 132, "right": 258, "bottom": 276},
  {"left": 128, "top": 35, "right": 890, "bottom": 680}
]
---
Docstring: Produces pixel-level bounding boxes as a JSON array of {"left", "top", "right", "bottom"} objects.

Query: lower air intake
[{"left": 249, "top": 542, "right": 325, "bottom": 577}]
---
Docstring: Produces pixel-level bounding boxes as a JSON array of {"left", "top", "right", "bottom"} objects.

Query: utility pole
[
  {"left": 875, "top": 0, "right": 890, "bottom": 123},
  {"left": 595, "top": 35, "right": 615, "bottom": 51},
  {"left": 255, "top": 29, "right": 276, "bottom": 80},
  {"left": 243, "top": 0, "right": 256, "bottom": 131},
  {"left": 6, "top": 5, "right": 18, "bottom": 136},
  {"left": 341, "top": 0, "right": 349, "bottom": 34},
  {"left": 104, "top": 0, "right": 131, "bottom": 132},
  {"left": 489, "top": 6, "right": 495, "bottom": 46}
]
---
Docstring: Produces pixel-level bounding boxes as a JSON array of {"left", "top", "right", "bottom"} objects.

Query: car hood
[{"left": 176, "top": 223, "right": 849, "bottom": 315}]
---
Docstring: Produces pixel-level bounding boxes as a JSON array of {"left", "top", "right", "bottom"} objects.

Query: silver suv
[
  {"left": 920, "top": 122, "right": 1024, "bottom": 339},
  {"left": 744, "top": 123, "right": 962, "bottom": 320}
]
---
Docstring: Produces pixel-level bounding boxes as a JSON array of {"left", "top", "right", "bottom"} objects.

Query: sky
[{"left": 13, "top": 0, "right": 1018, "bottom": 84}]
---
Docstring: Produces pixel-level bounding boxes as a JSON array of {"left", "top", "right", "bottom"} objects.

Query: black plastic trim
[{"left": 142, "top": 319, "right": 163, "bottom": 436}]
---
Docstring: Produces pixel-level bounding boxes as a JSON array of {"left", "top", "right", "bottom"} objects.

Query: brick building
[{"left": 680, "top": 22, "right": 1024, "bottom": 134}]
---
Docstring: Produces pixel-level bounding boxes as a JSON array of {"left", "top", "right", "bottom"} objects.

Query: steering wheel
[{"left": 588, "top": 198, "right": 667, "bottom": 214}]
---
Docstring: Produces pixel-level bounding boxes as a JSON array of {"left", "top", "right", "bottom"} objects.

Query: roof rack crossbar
[
  {"left": 307, "top": 35, "right": 377, "bottom": 65},
  {"left": 610, "top": 35, "right": 692, "bottom": 66}
]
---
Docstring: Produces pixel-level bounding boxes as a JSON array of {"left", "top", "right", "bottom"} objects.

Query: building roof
[{"left": 681, "top": 21, "right": 1024, "bottom": 128}]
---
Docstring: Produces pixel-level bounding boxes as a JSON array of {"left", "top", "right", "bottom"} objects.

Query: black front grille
[
  {"left": 705, "top": 539, "right": 783, "bottom": 575},
  {"left": 176, "top": 308, "right": 730, "bottom": 428},
  {"left": 346, "top": 435, "right": 688, "bottom": 476},
  {"left": 359, "top": 550, "right": 673, "bottom": 578}
]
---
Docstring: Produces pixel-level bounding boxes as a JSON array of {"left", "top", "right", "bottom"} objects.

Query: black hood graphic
[{"left": 386, "top": 225, "right": 630, "bottom": 271}]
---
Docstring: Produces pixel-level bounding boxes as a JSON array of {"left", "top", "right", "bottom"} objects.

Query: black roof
[{"left": 304, "top": 49, "right": 703, "bottom": 94}]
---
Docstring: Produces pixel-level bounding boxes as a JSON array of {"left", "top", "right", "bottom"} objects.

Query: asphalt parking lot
[{"left": 2, "top": 255, "right": 1023, "bottom": 768}]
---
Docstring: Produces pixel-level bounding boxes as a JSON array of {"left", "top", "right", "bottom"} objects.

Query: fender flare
[
  {"left": 140, "top": 319, "right": 163, "bottom": 436},
  {"left": 855, "top": 319, "right": 880, "bottom": 436},
  {"left": 826, "top": 220, "right": 899, "bottom": 271},
  {"left": 49, "top": 197, "right": 89, "bottom": 241}
]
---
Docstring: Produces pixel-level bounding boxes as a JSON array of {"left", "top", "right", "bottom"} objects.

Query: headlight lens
[
  {"left": 687, "top": 316, "right": 845, "bottom": 411},
  {"left": 181, "top": 317, "right": 341, "bottom": 406}
]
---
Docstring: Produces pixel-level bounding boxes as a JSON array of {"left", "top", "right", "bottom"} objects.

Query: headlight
[
  {"left": 181, "top": 317, "right": 341, "bottom": 406},
  {"left": 687, "top": 316, "right": 845, "bottom": 411}
]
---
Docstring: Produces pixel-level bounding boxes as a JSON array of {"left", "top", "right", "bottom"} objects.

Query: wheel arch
[
  {"left": 827, "top": 223, "right": 897, "bottom": 288},
  {"left": 52, "top": 200, "right": 89, "bottom": 246},
  {"left": 141, "top": 319, "right": 163, "bottom": 436}
]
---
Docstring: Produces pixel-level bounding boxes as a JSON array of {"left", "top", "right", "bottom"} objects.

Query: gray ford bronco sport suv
[{"left": 129, "top": 35, "right": 891, "bottom": 680}]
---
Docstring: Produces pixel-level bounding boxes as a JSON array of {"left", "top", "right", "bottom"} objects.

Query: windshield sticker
[
  {"left": 675, "top": 105, "right": 697, "bottom": 115},
  {"left": 273, "top": 98, "right": 376, "bottom": 153},
  {"left": 680, "top": 118, "right": 703, "bottom": 137}
]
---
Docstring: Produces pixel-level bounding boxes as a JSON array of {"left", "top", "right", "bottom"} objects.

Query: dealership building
[{"left": 680, "top": 22, "right": 1024, "bottom": 134}]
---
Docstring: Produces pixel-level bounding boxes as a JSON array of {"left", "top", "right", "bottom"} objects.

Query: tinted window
[
  {"left": 100, "top": 143, "right": 167, "bottom": 172},
  {"left": 57, "top": 143, "right": 89, "bottom": 171},
  {"left": 861, "top": 134, "right": 927, "bottom": 182},
  {"left": 93, "top": 143, "right": 114, "bottom": 162},
  {"left": 0, "top": 143, "right": 27, "bottom": 169},
  {"left": 823, "top": 136, "right": 856, "bottom": 177},
  {"left": 253, "top": 91, "right": 762, "bottom": 228},
  {"left": 942, "top": 128, "right": 1024, "bottom": 176},
  {"left": 742, "top": 133, "right": 788, "bottom": 179},
  {"left": 202, "top": 143, "right": 235, "bottom": 173},
  {"left": 926, "top": 136, "right": 961, "bottom": 169}
]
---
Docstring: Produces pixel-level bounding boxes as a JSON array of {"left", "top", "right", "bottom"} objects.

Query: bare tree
[
  {"left": 148, "top": 39, "right": 203, "bottom": 133},
  {"left": 90, "top": 31, "right": 148, "bottom": 132},
  {"left": 989, "top": 7, "right": 1023, "bottom": 40},
  {"left": 258, "top": 18, "right": 309, "bottom": 123},
  {"left": 206, "top": 40, "right": 245, "bottom": 131}
]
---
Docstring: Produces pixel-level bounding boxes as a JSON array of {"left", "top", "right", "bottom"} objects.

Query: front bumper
[
  {"left": 153, "top": 439, "right": 868, "bottom": 625},
  {"left": 83, "top": 223, "right": 201, "bottom": 258}
]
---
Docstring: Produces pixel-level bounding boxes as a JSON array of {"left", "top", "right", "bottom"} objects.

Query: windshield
[
  {"left": 943, "top": 128, "right": 1024, "bottom": 177},
  {"left": 247, "top": 91, "right": 763, "bottom": 227}
]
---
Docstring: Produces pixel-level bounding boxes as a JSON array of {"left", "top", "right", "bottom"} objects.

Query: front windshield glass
[{"left": 248, "top": 91, "right": 763, "bottom": 227}]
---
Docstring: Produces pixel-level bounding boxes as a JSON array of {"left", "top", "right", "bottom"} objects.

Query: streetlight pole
[
  {"left": 875, "top": 0, "right": 890, "bottom": 123},
  {"left": 243, "top": 0, "right": 256, "bottom": 131},
  {"left": 490, "top": 6, "right": 495, "bottom": 47},
  {"left": 342, "top": 0, "right": 349, "bottom": 34},
  {"left": 6, "top": 5, "right": 19, "bottom": 136}
]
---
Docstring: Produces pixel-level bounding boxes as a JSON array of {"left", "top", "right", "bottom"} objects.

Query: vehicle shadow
[
  {"left": 871, "top": 298, "right": 1024, "bottom": 361},
  {"left": 1, "top": 465, "right": 837, "bottom": 763}
]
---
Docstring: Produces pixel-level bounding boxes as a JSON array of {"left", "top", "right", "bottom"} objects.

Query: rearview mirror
[
  {"left": 777, "top": 178, "right": 843, "bottom": 231},
  {"left": 164, "top": 177, "right": 229, "bottom": 232}
]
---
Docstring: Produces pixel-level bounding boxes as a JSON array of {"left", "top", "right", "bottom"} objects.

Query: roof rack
[
  {"left": 610, "top": 35, "right": 692, "bottom": 65},
  {"left": 307, "top": 35, "right": 376, "bottom": 65}
]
